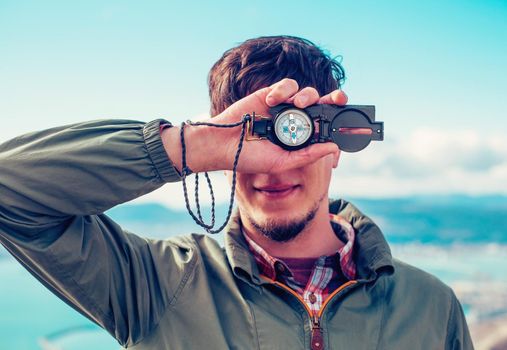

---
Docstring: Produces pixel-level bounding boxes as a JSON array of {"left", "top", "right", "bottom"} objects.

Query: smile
[{"left": 254, "top": 184, "right": 301, "bottom": 199}]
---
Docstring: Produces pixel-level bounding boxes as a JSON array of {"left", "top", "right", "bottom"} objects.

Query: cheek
[
  {"left": 224, "top": 171, "right": 253, "bottom": 203},
  {"left": 314, "top": 154, "right": 334, "bottom": 174},
  {"left": 306, "top": 156, "right": 334, "bottom": 189}
]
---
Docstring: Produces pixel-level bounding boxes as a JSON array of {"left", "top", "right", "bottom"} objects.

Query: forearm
[
  {"left": 161, "top": 122, "right": 234, "bottom": 174},
  {"left": 0, "top": 119, "right": 181, "bottom": 230},
  {"left": 0, "top": 119, "right": 193, "bottom": 345}
]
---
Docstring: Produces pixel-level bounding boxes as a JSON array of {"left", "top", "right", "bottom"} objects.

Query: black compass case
[{"left": 268, "top": 103, "right": 384, "bottom": 152}]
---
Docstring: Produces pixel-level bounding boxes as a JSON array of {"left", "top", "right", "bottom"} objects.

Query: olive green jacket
[{"left": 0, "top": 119, "right": 473, "bottom": 349}]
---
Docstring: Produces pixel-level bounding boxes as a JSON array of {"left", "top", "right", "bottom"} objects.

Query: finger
[
  {"left": 266, "top": 79, "right": 299, "bottom": 106},
  {"left": 271, "top": 143, "right": 340, "bottom": 173},
  {"left": 318, "top": 89, "right": 348, "bottom": 105},
  {"left": 221, "top": 86, "right": 272, "bottom": 122},
  {"left": 293, "top": 87, "right": 320, "bottom": 108},
  {"left": 296, "top": 143, "right": 340, "bottom": 163}
]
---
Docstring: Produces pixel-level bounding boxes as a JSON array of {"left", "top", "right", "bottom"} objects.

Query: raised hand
[{"left": 162, "top": 78, "right": 347, "bottom": 174}]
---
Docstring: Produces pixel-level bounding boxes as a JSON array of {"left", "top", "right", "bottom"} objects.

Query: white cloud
[{"left": 333, "top": 128, "right": 507, "bottom": 197}]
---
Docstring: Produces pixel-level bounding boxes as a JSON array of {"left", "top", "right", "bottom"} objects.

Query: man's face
[{"left": 226, "top": 151, "right": 340, "bottom": 241}]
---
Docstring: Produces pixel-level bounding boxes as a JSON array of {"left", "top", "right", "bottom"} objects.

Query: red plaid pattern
[
  {"left": 329, "top": 213, "right": 356, "bottom": 280},
  {"left": 244, "top": 214, "right": 356, "bottom": 314}
]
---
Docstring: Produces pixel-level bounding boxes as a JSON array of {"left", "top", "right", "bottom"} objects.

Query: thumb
[
  {"left": 281, "top": 143, "right": 340, "bottom": 171},
  {"left": 217, "top": 86, "right": 273, "bottom": 123}
]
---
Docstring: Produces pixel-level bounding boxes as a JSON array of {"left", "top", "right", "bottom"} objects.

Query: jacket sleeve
[
  {"left": 446, "top": 290, "right": 475, "bottom": 350},
  {"left": 0, "top": 119, "right": 196, "bottom": 347}
]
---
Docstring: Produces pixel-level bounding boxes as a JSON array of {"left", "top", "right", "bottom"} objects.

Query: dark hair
[{"left": 208, "top": 35, "right": 346, "bottom": 115}]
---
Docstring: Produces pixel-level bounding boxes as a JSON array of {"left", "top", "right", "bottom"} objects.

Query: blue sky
[{"left": 1, "top": 0, "right": 506, "bottom": 201}]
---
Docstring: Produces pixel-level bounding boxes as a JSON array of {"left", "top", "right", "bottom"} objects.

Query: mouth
[{"left": 254, "top": 184, "right": 301, "bottom": 199}]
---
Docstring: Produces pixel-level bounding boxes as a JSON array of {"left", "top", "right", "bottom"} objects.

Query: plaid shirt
[{"left": 244, "top": 214, "right": 356, "bottom": 314}]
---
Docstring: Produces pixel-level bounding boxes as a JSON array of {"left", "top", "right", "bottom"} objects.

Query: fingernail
[{"left": 334, "top": 90, "right": 348, "bottom": 104}]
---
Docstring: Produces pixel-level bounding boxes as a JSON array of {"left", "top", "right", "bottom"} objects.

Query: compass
[
  {"left": 272, "top": 108, "right": 314, "bottom": 149},
  {"left": 247, "top": 103, "right": 384, "bottom": 152}
]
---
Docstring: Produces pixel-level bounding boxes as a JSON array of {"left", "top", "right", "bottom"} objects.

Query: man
[{"left": 0, "top": 36, "right": 473, "bottom": 349}]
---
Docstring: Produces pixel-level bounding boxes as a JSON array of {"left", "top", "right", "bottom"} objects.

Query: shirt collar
[
  {"left": 243, "top": 213, "right": 357, "bottom": 281},
  {"left": 224, "top": 198, "right": 394, "bottom": 286}
]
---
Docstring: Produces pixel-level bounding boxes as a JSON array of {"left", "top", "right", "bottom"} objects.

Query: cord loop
[{"left": 180, "top": 114, "right": 251, "bottom": 234}]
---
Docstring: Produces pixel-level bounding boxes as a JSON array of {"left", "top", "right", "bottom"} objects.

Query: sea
[{"left": 1, "top": 196, "right": 506, "bottom": 350}]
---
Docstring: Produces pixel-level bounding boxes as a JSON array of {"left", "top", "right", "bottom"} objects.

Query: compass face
[{"left": 273, "top": 108, "right": 313, "bottom": 148}]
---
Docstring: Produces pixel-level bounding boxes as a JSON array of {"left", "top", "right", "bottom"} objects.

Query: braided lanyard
[{"left": 179, "top": 114, "right": 251, "bottom": 233}]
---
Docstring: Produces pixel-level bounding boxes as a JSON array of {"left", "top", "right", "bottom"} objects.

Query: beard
[{"left": 245, "top": 196, "right": 322, "bottom": 242}]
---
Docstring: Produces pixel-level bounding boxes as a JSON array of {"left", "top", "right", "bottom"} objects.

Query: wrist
[{"left": 161, "top": 122, "right": 229, "bottom": 174}]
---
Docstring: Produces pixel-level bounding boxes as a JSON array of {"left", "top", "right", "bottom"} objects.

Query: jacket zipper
[
  {"left": 311, "top": 314, "right": 324, "bottom": 350},
  {"left": 264, "top": 277, "right": 357, "bottom": 350}
]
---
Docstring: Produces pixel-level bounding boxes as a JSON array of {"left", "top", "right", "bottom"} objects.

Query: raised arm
[
  {"left": 0, "top": 118, "right": 187, "bottom": 346},
  {"left": 0, "top": 79, "right": 345, "bottom": 346}
]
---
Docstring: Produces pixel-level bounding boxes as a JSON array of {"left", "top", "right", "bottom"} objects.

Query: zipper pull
[{"left": 311, "top": 315, "right": 324, "bottom": 350}]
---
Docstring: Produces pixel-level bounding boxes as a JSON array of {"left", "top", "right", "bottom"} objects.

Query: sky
[{"left": 1, "top": 0, "right": 506, "bottom": 207}]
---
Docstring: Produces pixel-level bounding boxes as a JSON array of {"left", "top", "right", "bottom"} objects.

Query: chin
[
  {"left": 245, "top": 201, "right": 321, "bottom": 243},
  {"left": 255, "top": 211, "right": 299, "bottom": 227},
  {"left": 238, "top": 190, "right": 326, "bottom": 228},
  {"left": 252, "top": 199, "right": 320, "bottom": 226}
]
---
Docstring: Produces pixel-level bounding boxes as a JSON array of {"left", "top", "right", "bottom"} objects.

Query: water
[
  {"left": 2, "top": 243, "right": 506, "bottom": 349},
  {"left": 1, "top": 196, "right": 506, "bottom": 349},
  {"left": 0, "top": 258, "right": 118, "bottom": 350}
]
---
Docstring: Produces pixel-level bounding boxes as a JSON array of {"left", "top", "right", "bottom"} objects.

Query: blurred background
[{"left": 1, "top": 0, "right": 506, "bottom": 349}]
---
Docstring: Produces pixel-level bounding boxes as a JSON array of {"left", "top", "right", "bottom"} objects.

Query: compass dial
[{"left": 273, "top": 108, "right": 313, "bottom": 148}]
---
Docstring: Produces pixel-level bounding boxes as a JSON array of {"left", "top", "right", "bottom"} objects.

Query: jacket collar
[
  {"left": 224, "top": 209, "right": 264, "bottom": 286},
  {"left": 224, "top": 198, "right": 394, "bottom": 286}
]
